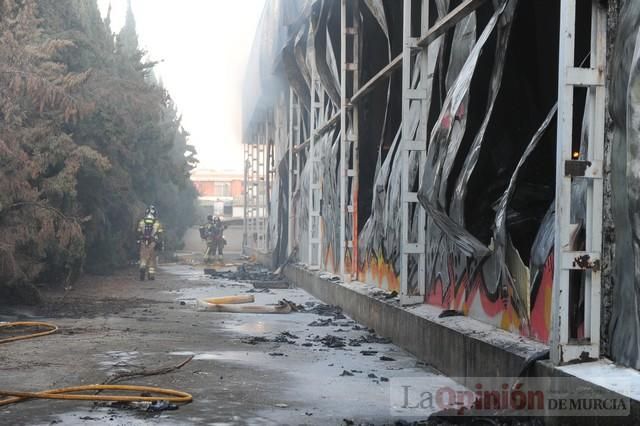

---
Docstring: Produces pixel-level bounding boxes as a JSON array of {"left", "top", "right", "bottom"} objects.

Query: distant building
[{"left": 191, "top": 169, "right": 244, "bottom": 218}]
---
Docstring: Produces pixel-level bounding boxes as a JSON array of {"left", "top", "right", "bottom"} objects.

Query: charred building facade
[{"left": 242, "top": 0, "right": 640, "bottom": 370}]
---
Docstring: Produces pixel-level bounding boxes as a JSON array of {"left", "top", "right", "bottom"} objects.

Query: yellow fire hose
[
  {"left": 0, "top": 321, "right": 59, "bottom": 344},
  {"left": 0, "top": 322, "right": 193, "bottom": 407},
  {"left": 203, "top": 294, "right": 255, "bottom": 304},
  {"left": 0, "top": 385, "right": 192, "bottom": 407}
]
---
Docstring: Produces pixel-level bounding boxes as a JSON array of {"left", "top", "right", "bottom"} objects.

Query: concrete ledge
[
  {"left": 284, "top": 264, "right": 546, "bottom": 379},
  {"left": 530, "top": 361, "right": 640, "bottom": 425}
]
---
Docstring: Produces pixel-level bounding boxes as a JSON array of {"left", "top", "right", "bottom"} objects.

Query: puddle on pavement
[
  {"left": 206, "top": 417, "right": 275, "bottom": 426},
  {"left": 159, "top": 265, "right": 212, "bottom": 282},
  {"left": 160, "top": 264, "right": 204, "bottom": 275},
  {"left": 169, "top": 350, "right": 266, "bottom": 363},
  {"left": 167, "top": 284, "right": 253, "bottom": 303},
  {"left": 96, "top": 350, "right": 141, "bottom": 371},
  {"left": 223, "top": 320, "right": 274, "bottom": 334},
  {"left": 221, "top": 316, "right": 311, "bottom": 336}
]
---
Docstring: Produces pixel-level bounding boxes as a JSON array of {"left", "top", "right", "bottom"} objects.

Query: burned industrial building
[{"left": 242, "top": 0, "right": 640, "bottom": 371}]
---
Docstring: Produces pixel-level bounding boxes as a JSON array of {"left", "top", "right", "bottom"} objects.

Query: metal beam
[
  {"left": 416, "top": 0, "right": 487, "bottom": 48},
  {"left": 257, "top": 121, "right": 266, "bottom": 252},
  {"left": 340, "top": 0, "right": 349, "bottom": 278},
  {"left": 288, "top": 88, "right": 297, "bottom": 256},
  {"left": 308, "top": 67, "right": 324, "bottom": 269},
  {"left": 351, "top": 54, "right": 402, "bottom": 105},
  {"left": 400, "top": 0, "right": 429, "bottom": 305},
  {"left": 340, "top": 0, "right": 360, "bottom": 281},
  {"left": 551, "top": 0, "right": 606, "bottom": 365},
  {"left": 243, "top": 142, "right": 249, "bottom": 252},
  {"left": 295, "top": 111, "right": 340, "bottom": 154}
]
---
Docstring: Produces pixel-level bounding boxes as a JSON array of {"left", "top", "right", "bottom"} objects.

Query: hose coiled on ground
[{"left": 0, "top": 321, "right": 193, "bottom": 407}]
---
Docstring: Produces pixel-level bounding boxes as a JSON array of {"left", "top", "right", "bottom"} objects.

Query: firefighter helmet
[{"left": 145, "top": 205, "right": 158, "bottom": 218}]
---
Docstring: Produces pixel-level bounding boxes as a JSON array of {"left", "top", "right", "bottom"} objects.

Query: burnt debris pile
[{"left": 205, "top": 263, "right": 290, "bottom": 289}]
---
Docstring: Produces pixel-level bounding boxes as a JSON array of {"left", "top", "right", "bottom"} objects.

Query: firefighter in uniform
[
  {"left": 137, "top": 205, "right": 164, "bottom": 281},
  {"left": 200, "top": 215, "right": 225, "bottom": 263}
]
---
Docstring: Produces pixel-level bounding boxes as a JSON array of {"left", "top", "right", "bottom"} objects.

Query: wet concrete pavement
[{"left": 0, "top": 256, "right": 458, "bottom": 425}]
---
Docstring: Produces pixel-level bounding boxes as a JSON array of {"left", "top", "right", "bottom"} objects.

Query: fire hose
[
  {"left": 0, "top": 321, "right": 58, "bottom": 344},
  {"left": 0, "top": 322, "right": 193, "bottom": 407}
]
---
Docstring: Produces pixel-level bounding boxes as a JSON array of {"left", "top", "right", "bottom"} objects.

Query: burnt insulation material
[
  {"left": 461, "top": 0, "right": 562, "bottom": 257},
  {"left": 321, "top": 128, "right": 341, "bottom": 268},
  {"left": 358, "top": 2, "right": 392, "bottom": 227}
]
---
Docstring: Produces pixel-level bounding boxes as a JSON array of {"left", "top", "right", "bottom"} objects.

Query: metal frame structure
[
  {"left": 244, "top": 130, "right": 257, "bottom": 252},
  {"left": 308, "top": 65, "right": 325, "bottom": 269},
  {"left": 288, "top": 88, "right": 302, "bottom": 256},
  {"left": 243, "top": 114, "right": 272, "bottom": 255},
  {"left": 266, "top": 109, "right": 277, "bottom": 251},
  {"left": 551, "top": 0, "right": 606, "bottom": 364},
  {"left": 258, "top": 120, "right": 267, "bottom": 252},
  {"left": 243, "top": 142, "right": 249, "bottom": 250},
  {"left": 399, "top": 0, "right": 428, "bottom": 305},
  {"left": 340, "top": 0, "right": 360, "bottom": 281}
]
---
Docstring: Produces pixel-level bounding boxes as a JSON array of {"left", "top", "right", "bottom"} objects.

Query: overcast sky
[{"left": 97, "top": 0, "right": 265, "bottom": 172}]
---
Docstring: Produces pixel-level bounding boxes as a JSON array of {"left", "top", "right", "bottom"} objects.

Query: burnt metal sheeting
[
  {"left": 609, "top": 0, "right": 640, "bottom": 370},
  {"left": 418, "top": 1, "right": 508, "bottom": 260}
]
